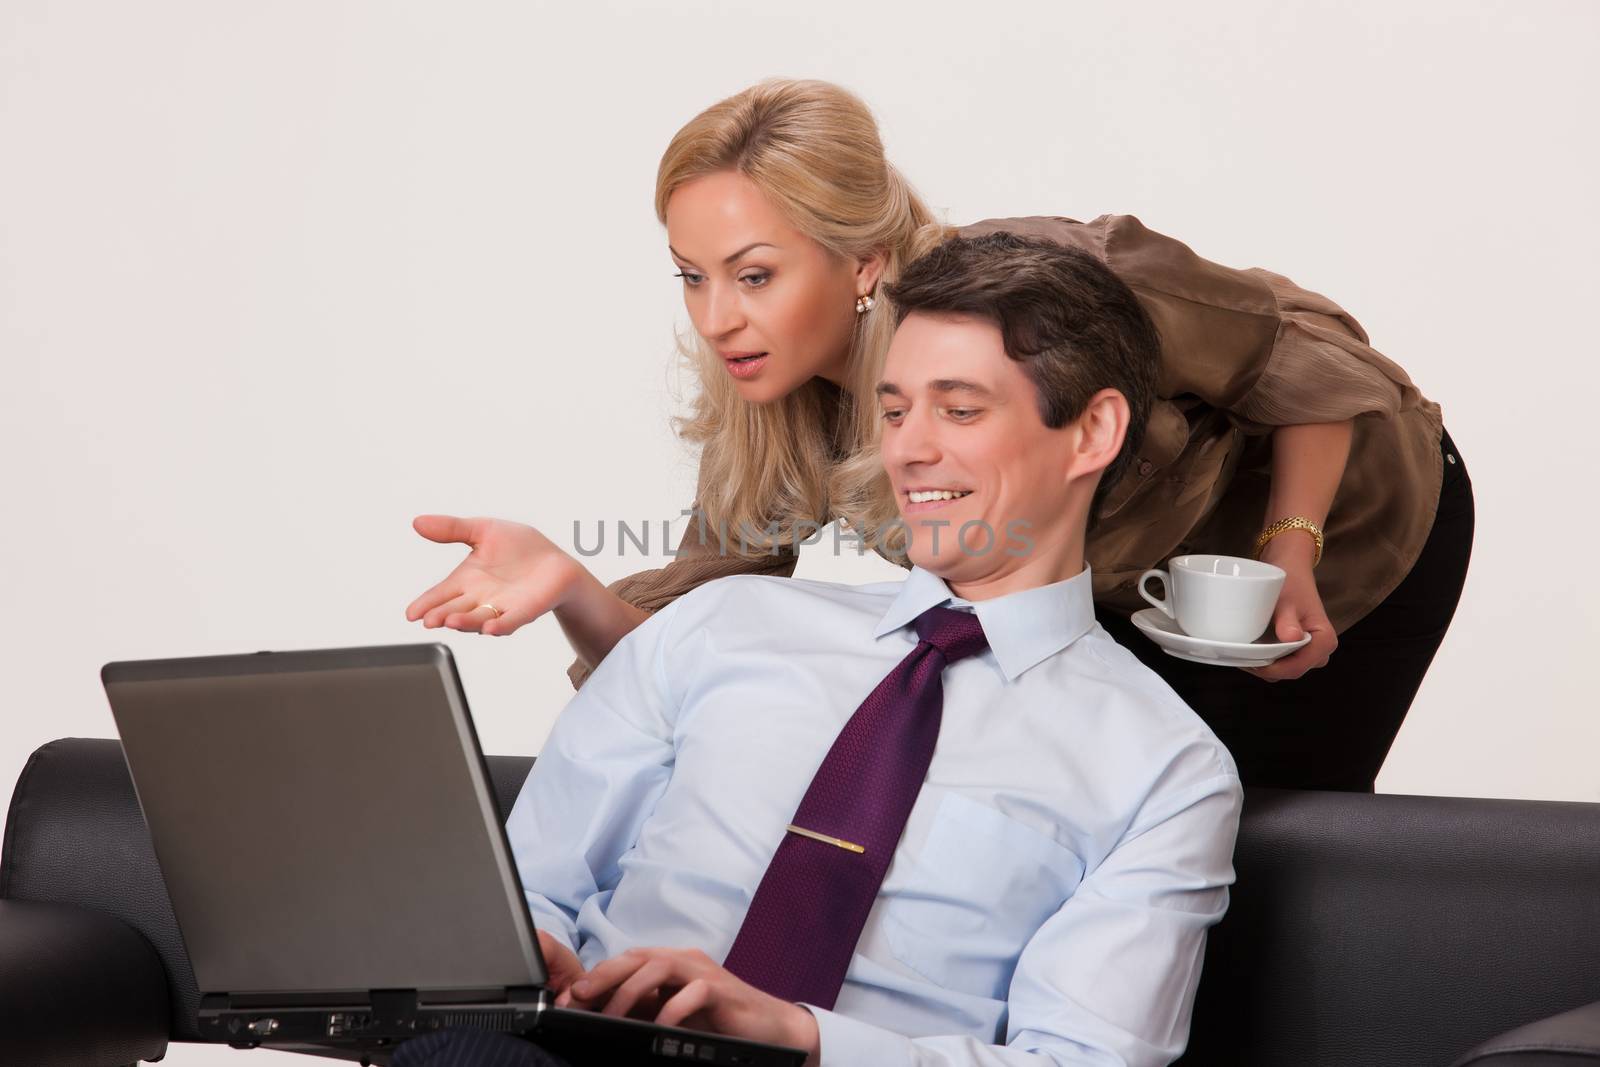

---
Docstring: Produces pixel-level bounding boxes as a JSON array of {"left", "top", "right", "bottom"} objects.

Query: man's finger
[
  {"left": 655, "top": 979, "right": 712, "bottom": 1028},
  {"left": 601, "top": 958, "right": 677, "bottom": 1019},
  {"left": 535, "top": 934, "right": 582, "bottom": 992},
  {"left": 573, "top": 950, "right": 648, "bottom": 1000}
]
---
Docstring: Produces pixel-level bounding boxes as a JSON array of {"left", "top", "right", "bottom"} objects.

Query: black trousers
[{"left": 1096, "top": 426, "right": 1475, "bottom": 792}]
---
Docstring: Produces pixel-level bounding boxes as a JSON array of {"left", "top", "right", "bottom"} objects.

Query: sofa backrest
[{"left": 4, "top": 738, "right": 1599, "bottom": 1064}]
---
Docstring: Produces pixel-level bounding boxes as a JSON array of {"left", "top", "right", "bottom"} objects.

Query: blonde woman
[{"left": 406, "top": 79, "right": 1472, "bottom": 792}]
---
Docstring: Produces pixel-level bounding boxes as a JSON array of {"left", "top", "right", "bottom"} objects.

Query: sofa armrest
[
  {"left": 0, "top": 898, "right": 169, "bottom": 1066},
  {"left": 1451, "top": 1000, "right": 1600, "bottom": 1066}
]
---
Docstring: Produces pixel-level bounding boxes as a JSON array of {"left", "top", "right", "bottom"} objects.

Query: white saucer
[{"left": 1130, "top": 608, "right": 1312, "bottom": 668}]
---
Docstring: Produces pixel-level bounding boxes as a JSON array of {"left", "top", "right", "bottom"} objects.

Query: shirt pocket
[{"left": 882, "top": 791, "right": 1084, "bottom": 1001}]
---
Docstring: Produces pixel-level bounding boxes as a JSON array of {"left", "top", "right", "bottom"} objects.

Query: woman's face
[{"left": 665, "top": 170, "right": 881, "bottom": 404}]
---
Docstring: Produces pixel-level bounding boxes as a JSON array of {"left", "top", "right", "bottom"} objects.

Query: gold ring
[{"left": 481, "top": 603, "right": 504, "bottom": 618}]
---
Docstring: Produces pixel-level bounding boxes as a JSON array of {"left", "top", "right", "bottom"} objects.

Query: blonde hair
[{"left": 656, "top": 78, "right": 942, "bottom": 553}]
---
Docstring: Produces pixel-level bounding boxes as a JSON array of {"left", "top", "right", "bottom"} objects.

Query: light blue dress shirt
[{"left": 506, "top": 565, "right": 1242, "bottom": 1066}]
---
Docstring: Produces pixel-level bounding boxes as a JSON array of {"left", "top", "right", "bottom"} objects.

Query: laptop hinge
[
  {"left": 414, "top": 986, "right": 502, "bottom": 1005},
  {"left": 208, "top": 990, "right": 373, "bottom": 1009},
  {"left": 208, "top": 987, "right": 541, "bottom": 1010},
  {"left": 414, "top": 986, "right": 545, "bottom": 1006}
]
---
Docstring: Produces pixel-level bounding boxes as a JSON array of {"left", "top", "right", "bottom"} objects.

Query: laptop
[{"left": 102, "top": 643, "right": 805, "bottom": 1067}]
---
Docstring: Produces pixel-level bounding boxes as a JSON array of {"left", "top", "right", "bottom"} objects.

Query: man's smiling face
[{"left": 877, "top": 311, "right": 1091, "bottom": 591}]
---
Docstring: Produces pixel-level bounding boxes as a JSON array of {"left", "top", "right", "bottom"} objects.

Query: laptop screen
[{"left": 103, "top": 644, "right": 546, "bottom": 996}]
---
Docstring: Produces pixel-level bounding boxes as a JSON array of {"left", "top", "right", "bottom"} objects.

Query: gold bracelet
[{"left": 1254, "top": 516, "right": 1325, "bottom": 567}]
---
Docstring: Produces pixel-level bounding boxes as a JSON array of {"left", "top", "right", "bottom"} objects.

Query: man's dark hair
[{"left": 884, "top": 231, "right": 1161, "bottom": 525}]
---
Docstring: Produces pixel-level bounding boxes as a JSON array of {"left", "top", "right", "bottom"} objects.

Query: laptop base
[{"left": 202, "top": 989, "right": 804, "bottom": 1065}]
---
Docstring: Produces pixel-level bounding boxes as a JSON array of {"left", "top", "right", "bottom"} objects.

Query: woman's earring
[{"left": 855, "top": 294, "right": 876, "bottom": 315}]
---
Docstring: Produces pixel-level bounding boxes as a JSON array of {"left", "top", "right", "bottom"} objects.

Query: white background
[{"left": 3, "top": 3, "right": 1597, "bottom": 1064}]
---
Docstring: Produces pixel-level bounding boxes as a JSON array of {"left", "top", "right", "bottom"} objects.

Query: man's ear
[
  {"left": 855, "top": 249, "right": 887, "bottom": 297},
  {"left": 1067, "top": 389, "right": 1131, "bottom": 483}
]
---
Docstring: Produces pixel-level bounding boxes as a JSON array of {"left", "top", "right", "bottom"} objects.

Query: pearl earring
[{"left": 855, "top": 294, "right": 876, "bottom": 314}]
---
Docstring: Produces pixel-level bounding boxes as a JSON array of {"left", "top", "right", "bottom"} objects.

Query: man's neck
[{"left": 945, "top": 534, "right": 1088, "bottom": 602}]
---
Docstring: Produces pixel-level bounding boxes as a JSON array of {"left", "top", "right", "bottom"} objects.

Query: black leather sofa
[{"left": 4, "top": 737, "right": 1598, "bottom": 1066}]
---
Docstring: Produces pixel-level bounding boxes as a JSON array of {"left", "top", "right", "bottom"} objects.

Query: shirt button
[{"left": 1137, "top": 461, "right": 1155, "bottom": 476}]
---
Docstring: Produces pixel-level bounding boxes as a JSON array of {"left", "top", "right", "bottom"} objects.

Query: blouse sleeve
[
  {"left": 565, "top": 467, "right": 799, "bottom": 689},
  {"left": 958, "top": 214, "right": 1423, "bottom": 428},
  {"left": 1230, "top": 265, "right": 1422, "bottom": 428}
]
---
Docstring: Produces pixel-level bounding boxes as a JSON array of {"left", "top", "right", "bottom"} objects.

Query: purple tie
[{"left": 722, "top": 605, "right": 989, "bottom": 1010}]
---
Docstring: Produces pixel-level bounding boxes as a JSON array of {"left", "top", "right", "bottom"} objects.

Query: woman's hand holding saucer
[
  {"left": 1247, "top": 541, "right": 1337, "bottom": 683},
  {"left": 405, "top": 515, "right": 586, "bottom": 638}
]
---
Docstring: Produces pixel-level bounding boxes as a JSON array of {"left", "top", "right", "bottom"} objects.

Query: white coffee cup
[{"left": 1138, "top": 554, "right": 1285, "bottom": 643}]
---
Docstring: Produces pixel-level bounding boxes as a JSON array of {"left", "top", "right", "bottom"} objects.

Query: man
[{"left": 400, "top": 233, "right": 1241, "bottom": 1066}]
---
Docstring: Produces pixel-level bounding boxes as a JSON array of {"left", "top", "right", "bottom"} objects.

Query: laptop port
[{"left": 328, "top": 1012, "right": 372, "bottom": 1036}]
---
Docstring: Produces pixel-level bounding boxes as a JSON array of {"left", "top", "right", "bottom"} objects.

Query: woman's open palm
[{"left": 405, "top": 515, "right": 583, "bottom": 637}]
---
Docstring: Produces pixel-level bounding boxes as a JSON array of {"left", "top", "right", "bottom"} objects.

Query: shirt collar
[{"left": 873, "top": 564, "right": 1099, "bottom": 682}]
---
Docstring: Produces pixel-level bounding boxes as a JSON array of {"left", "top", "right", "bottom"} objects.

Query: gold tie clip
[{"left": 786, "top": 824, "right": 865, "bottom": 854}]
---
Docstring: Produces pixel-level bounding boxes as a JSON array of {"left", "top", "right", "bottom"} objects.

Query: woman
[{"left": 405, "top": 78, "right": 1473, "bottom": 792}]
